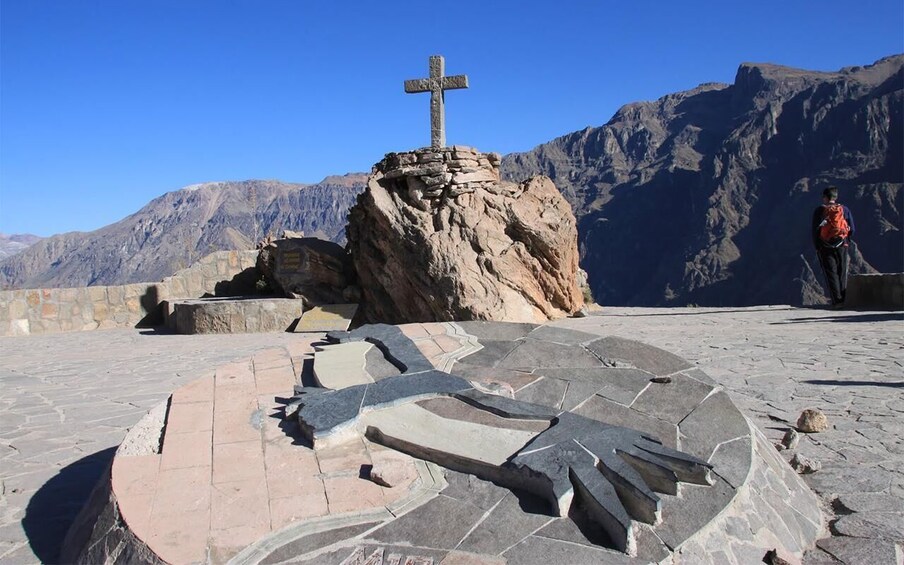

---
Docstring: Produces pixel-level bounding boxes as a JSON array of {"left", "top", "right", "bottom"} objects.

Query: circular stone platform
[{"left": 64, "top": 320, "right": 825, "bottom": 564}]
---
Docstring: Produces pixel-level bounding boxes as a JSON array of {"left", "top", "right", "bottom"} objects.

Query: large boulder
[
  {"left": 346, "top": 146, "right": 584, "bottom": 323},
  {"left": 257, "top": 236, "right": 357, "bottom": 305}
]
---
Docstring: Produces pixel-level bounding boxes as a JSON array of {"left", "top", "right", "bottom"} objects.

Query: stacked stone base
[{"left": 379, "top": 146, "right": 502, "bottom": 205}]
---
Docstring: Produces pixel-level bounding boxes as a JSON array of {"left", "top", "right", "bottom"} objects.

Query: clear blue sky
[{"left": 2, "top": 1, "right": 902, "bottom": 236}]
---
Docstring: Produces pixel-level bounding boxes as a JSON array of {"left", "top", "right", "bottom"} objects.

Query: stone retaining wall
[{"left": 0, "top": 250, "right": 259, "bottom": 337}]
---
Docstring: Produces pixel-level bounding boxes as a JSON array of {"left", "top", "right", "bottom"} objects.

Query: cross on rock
[{"left": 404, "top": 55, "right": 469, "bottom": 149}]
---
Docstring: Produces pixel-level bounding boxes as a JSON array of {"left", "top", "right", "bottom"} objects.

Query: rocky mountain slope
[
  {"left": 500, "top": 55, "right": 903, "bottom": 306},
  {"left": 3, "top": 56, "right": 900, "bottom": 306},
  {"left": 0, "top": 177, "right": 365, "bottom": 289},
  {"left": 0, "top": 233, "right": 43, "bottom": 261}
]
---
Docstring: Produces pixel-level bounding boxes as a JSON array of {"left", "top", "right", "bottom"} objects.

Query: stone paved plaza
[{"left": 1, "top": 306, "right": 902, "bottom": 564}]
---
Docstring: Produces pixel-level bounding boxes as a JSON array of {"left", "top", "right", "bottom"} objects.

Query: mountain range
[
  {"left": 2, "top": 55, "right": 901, "bottom": 306},
  {"left": 0, "top": 176, "right": 364, "bottom": 288},
  {"left": 0, "top": 233, "right": 43, "bottom": 262},
  {"left": 501, "top": 54, "right": 902, "bottom": 306}
]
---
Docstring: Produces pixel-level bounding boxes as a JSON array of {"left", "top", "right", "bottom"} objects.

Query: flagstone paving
[
  {"left": 0, "top": 306, "right": 902, "bottom": 563},
  {"left": 0, "top": 329, "right": 310, "bottom": 564}
]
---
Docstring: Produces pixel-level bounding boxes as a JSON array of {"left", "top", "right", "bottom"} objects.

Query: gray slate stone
[
  {"left": 806, "top": 465, "right": 894, "bottom": 495},
  {"left": 456, "top": 389, "right": 557, "bottom": 419},
  {"left": 361, "top": 371, "right": 472, "bottom": 409},
  {"left": 440, "top": 470, "right": 509, "bottom": 512},
  {"left": 682, "top": 368, "right": 717, "bottom": 386},
  {"left": 654, "top": 476, "right": 737, "bottom": 549},
  {"left": 534, "top": 367, "right": 653, "bottom": 406},
  {"left": 585, "top": 336, "right": 693, "bottom": 375},
  {"left": 259, "top": 522, "right": 379, "bottom": 565},
  {"left": 499, "top": 339, "right": 603, "bottom": 370},
  {"left": 456, "top": 493, "right": 553, "bottom": 555},
  {"left": 368, "top": 493, "right": 484, "bottom": 549},
  {"left": 816, "top": 536, "right": 902, "bottom": 564},
  {"left": 836, "top": 492, "right": 904, "bottom": 513},
  {"left": 294, "top": 386, "right": 366, "bottom": 439},
  {"left": 503, "top": 535, "right": 634, "bottom": 565},
  {"left": 301, "top": 544, "right": 448, "bottom": 565},
  {"left": 633, "top": 524, "right": 673, "bottom": 563},
  {"left": 457, "top": 340, "right": 522, "bottom": 368},
  {"left": 328, "top": 323, "right": 434, "bottom": 373},
  {"left": 526, "top": 325, "right": 600, "bottom": 345},
  {"left": 534, "top": 509, "right": 610, "bottom": 548},
  {"left": 831, "top": 512, "right": 904, "bottom": 541},
  {"left": 708, "top": 437, "right": 753, "bottom": 488},
  {"left": 677, "top": 391, "right": 751, "bottom": 461},
  {"left": 455, "top": 321, "right": 538, "bottom": 341},
  {"left": 572, "top": 395, "right": 679, "bottom": 449},
  {"left": 447, "top": 362, "right": 538, "bottom": 391},
  {"left": 514, "top": 377, "right": 568, "bottom": 409},
  {"left": 561, "top": 380, "right": 605, "bottom": 411},
  {"left": 630, "top": 373, "right": 715, "bottom": 425},
  {"left": 364, "top": 345, "right": 403, "bottom": 380}
]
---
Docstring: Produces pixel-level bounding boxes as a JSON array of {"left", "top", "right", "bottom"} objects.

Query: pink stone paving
[
  {"left": 400, "top": 321, "right": 475, "bottom": 369},
  {"left": 111, "top": 338, "right": 423, "bottom": 564}
]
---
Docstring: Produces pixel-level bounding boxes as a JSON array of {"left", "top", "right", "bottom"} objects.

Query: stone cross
[{"left": 404, "top": 55, "right": 469, "bottom": 149}]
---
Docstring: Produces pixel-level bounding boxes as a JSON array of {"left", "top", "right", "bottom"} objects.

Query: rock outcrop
[
  {"left": 346, "top": 146, "right": 584, "bottom": 324},
  {"left": 257, "top": 235, "right": 358, "bottom": 305}
]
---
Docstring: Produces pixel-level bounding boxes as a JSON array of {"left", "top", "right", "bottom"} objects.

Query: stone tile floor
[
  {"left": 0, "top": 307, "right": 902, "bottom": 564},
  {"left": 111, "top": 342, "right": 419, "bottom": 564},
  {"left": 554, "top": 307, "right": 904, "bottom": 564}
]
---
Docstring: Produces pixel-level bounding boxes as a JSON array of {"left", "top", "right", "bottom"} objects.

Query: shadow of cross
[
  {"left": 404, "top": 55, "right": 469, "bottom": 149},
  {"left": 286, "top": 324, "right": 714, "bottom": 557}
]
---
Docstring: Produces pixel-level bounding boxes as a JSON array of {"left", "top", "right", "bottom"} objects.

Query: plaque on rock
[
  {"left": 293, "top": 304, "right": 359, "bottom": 333},
  {"left": 258, "top": 237, "right": 355, "bottom": 305}
]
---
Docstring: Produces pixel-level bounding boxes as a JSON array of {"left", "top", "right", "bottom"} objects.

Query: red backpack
[{"left": 819, "top": 203, "right": 850, "bottom": 247}]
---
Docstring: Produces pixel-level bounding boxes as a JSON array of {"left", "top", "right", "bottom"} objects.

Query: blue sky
[{"left": 2, "top": 1, "right": 902, "bottom": 236}]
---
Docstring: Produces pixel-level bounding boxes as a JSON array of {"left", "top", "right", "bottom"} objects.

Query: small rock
[
  {"left": 781, "top": 429, "right": 800, "bottom": 450},
  {"left": 650, "top": 376, "right": 672, "bottom": 384},
  {"left": 342, "top": 285, "right": 362, "bottom": 303},
  {"left": 762, "top": 548, "right": 796, "bottom": 565},
  {"left": 790, "top": 453, "right": 821, "bottom": 474},
  {"left": 369, "top": 450, "right": 418, "bottom": 488},
  {"left": 796, "top": 408, "right": 829, "bottom": 433},
  {"left": 470, "top": 380, "right": 515, "bottom": 398},
  {"left": 572, "top": 306, "right": 590, "bottom": 318}
]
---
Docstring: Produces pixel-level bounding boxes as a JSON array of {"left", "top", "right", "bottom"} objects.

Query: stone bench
[{"left": 164, "top": 296, "right": 303, "bottom": 334}]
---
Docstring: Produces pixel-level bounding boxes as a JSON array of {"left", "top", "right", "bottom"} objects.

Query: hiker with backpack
[{"left": 812, "top": 186, "right": 855, "bottom": 308}]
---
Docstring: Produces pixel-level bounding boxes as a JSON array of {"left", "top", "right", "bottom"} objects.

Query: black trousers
[{"left": 817, "top": 245, "right": 850, "bottom": 304}]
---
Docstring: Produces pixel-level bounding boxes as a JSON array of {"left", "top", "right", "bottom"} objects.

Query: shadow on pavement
[
  {"left": 137, "top": 326, "right": 178, "bottom": 336},
  {"left": 601, "top": 307, "right": 798, "bottom": 317},
  {"left": 771, "top": 312, "right": 904, "bottom": 324},
  {"left": 803, "top": 379, "right": 904, "bottom": 388},
  {"left": 22, "top": 447, "right": 116, "bottom": 564}
]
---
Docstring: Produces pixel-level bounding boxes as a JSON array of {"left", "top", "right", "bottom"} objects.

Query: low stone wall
[
  {"left": 845, "top": 272, "right": 904, "bottom": 310},
  {"left": 0, "top": 250, "right": 259, "bottom": 337}
]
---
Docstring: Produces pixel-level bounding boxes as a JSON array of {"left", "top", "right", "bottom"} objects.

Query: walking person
[{"left": 812, "top": 186, "right": 855, "bottom": 308}]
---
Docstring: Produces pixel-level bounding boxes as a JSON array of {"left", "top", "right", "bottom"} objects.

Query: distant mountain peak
[{"left": 501, "top": 54, "right": 903, "bottom": 307}]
